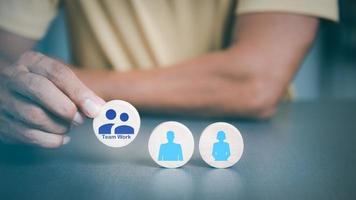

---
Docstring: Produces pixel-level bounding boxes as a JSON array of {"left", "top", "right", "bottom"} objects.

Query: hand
[{"left": 0, "top": 51, "right": 105, "bottom": 148}]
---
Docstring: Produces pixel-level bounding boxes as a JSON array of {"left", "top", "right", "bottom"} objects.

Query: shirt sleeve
[
  {"left": 0, "top": 0, "right": 59, "bottom": 40},
  {"left": 236, "top": 0, "right": 339, "bottom": 22}
]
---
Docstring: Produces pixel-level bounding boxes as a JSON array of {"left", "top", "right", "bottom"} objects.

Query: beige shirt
[{"left": 0, "top": 0, "right": 339, "bottom": 71}]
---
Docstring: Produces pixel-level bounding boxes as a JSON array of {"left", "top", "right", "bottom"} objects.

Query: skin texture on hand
[
  {"left": 0, "top": 50, "right": 105, "bottom": 148},
  {"left": 75, "top": 13, "right": 318, "bottom": 119}
]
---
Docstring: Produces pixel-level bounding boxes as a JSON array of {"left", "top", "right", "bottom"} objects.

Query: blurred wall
[
  {"left": 295, "top": 0, "right": 356, "bottom": 100},
  {"left": 35, "top": 8, "right": 71, "bottom": 63},
  {"left": 36, "top": 5, "right": 356, "bottom": 101}
]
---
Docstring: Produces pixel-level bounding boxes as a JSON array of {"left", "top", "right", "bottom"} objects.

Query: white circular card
[
  {"left": 93, "top": 100, "right": 140, "bottom": 148},
  {"left": 148, "top": 121, "right": 194, "bottom": 168},
  {"left": 199, "top": 122, "right": 244, "bottom": 168}
]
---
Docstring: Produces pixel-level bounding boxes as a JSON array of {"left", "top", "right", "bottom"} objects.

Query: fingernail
[
  {"left": 72, "top": 112, "right": 84, "bottom": 126},
  {"left": 83, "top": 99, "right": 101, "bottom": 118},
  {"left": 96, "top": 97, "right": 106, "bottom": 105},
  {"left": 62, "top": 136, "right": 71, "bottom": 145}
]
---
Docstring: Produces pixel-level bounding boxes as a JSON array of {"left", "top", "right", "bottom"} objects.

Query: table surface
[{"left": 0, "top": 101, "right": 355, "bottom": 200}]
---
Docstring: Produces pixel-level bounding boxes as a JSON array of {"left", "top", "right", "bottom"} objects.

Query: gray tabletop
[{"left": 0, "top": 101, "right": 355, "bottom": 200}]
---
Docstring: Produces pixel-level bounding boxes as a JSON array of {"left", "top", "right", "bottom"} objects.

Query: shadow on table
[
  {"left": 0, "top": 144, "right": 44, "bottom": 165},
  {"left": 146, "top": 165, "right": 244, "bottom": 200},
  {"left": 189, "top": 157, "right": 207, "bottom": 168},
  {"left": 148, "top": 168, "right": 194, "bottom": 199},
  {"left": 0, "top": 143, "right": 126, "bottom": 166}
]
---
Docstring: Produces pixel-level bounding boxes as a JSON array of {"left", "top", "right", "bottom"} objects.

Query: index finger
[{"left": 18, "top": 51, "right": 105, "bottom": 118}]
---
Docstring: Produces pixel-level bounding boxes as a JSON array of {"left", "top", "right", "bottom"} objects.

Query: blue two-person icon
[
  {"left": 98, "top": 109, "right": 134, "bottom": 134},
  {"left": 158, "top": 131, "right": 183, "bottom": 161},
  {"left": 212, "top": 131, "right": 230, "bottom": 161},
  {"left": 114, "top": 112, "right": 134, "bottom": 134},
  {"left": 98, "top": 109, "right": 116, "bottom": 134}
]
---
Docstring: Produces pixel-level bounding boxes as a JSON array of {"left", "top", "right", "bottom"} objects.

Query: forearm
[
  {"left": 0, "top": 59, "right": 10, "bottom": 69},
  {"left": 75, "top": 52, "right": 236, "bottom": 116},
  {"left": 0, "top": 28, "right": 36, "bottom": 69},
  {"left": 233, "top": 13, "right": 319, "bottom": 86},
  {"left": 76, "top": 13, "right": 319, "bottom": 118},
  {"left": 0, "top": 48, "right": 13, "bottom": 69},
  {"left": 77, "top": 48, "right": 280, "bottom": 118}
]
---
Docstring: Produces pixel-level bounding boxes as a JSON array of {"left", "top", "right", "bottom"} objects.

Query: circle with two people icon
[
  {"left": 93, "top": 100, "right": 140, "bottom": 147},
  {"left": 199, "top": 122, "right": 244, "bottom": 168},
  {"left": 148, "top": 121, "right": 194, "bottom": 168}
]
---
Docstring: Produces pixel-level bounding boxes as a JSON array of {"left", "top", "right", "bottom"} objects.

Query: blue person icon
[
  {"left": 212, "top": 131, "right": 230, "bottom": 161},
  {"left": 158, "top": 131, "right": 183, "bottom": 161},
  {"left": 98, "top": 109, "right": 116, "bottom": 134},
  {"left": 114, "top": 112, "right": 135, "bottom": 134}
]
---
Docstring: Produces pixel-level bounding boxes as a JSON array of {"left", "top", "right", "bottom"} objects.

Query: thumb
[{"left": 79, "top": 90, "right": 106, "bottom": 118}]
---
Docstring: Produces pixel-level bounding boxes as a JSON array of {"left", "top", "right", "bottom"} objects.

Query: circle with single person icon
[
  {"left": 148, "top": 121, "right": 194, "bottom": 168},
  {"left": 93, "top": 100, "right": 140, "bottom": 147},
  {"left": 199, "top": 122, "right": 244, "bottom": 168}
]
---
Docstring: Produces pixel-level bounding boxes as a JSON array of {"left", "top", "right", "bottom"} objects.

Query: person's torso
[{"left": 64, "top": 0, "right": 234, "bottom": 71}]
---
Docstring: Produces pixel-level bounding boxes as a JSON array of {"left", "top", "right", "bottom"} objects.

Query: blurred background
[{"left": 36, "top": 0, "right": 356, "bottom": 101}]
